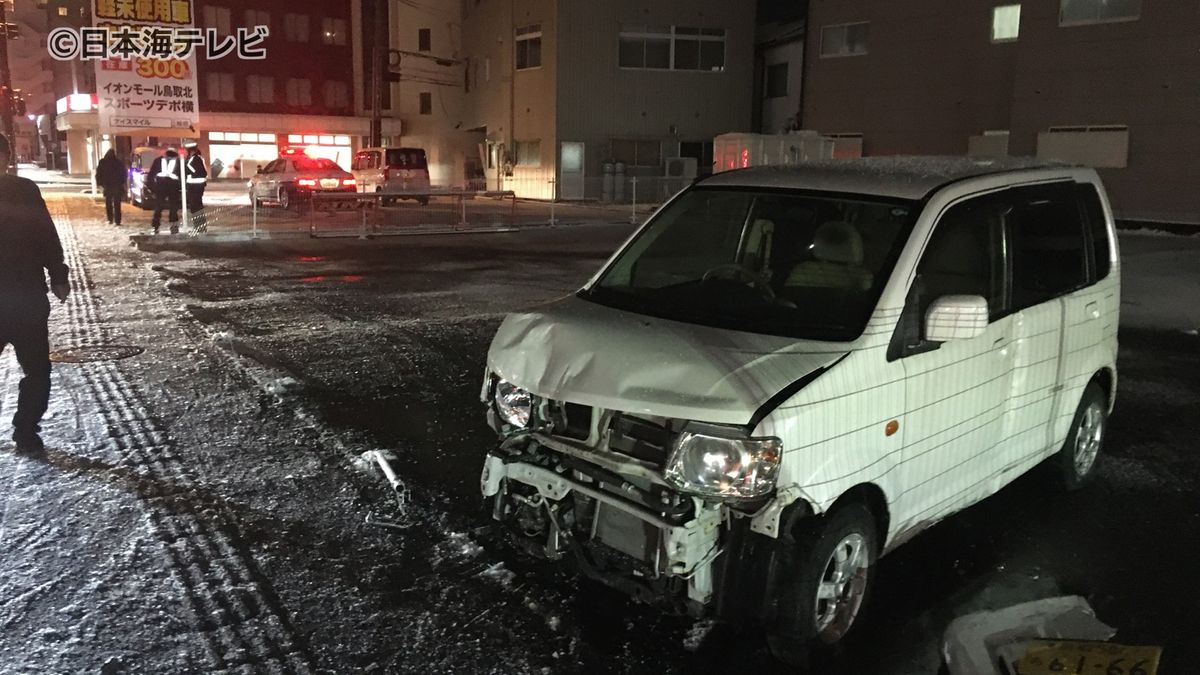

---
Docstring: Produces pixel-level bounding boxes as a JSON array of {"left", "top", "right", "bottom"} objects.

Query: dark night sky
[{"left": 758, "top": 0, "right": 808, "bottom": 23}]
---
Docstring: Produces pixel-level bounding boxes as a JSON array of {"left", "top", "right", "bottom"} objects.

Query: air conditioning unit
[{"left": 664, "top": 157, "right": 698, "bottom": 180}]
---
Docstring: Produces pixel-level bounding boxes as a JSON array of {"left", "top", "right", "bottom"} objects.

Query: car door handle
[
  {"left": 993, "top": 337, "right": 1010, "bottom": 356},
  {"left": 1085, "top": 301, "right": 1100, "bottom": 319}
]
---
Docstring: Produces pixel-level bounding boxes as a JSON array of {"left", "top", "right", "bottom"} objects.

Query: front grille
[{"left": 608, "top": 415, "right": 674, "bottom": 467}]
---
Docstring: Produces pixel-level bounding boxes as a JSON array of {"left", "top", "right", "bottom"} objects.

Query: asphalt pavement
[{"left": 1, "top": 195, "right": 1198, "bottom": 674}]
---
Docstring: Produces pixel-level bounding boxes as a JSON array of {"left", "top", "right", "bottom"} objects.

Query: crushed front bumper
[{"left": 481, "top": 447, "right": 724, "bottom": 614}]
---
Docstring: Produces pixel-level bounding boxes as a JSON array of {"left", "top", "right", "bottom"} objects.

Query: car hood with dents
[{"left": 487, "top": 295, "right": 849, "bottom": 427}]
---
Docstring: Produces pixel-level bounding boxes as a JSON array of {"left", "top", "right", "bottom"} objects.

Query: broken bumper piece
[{"left": 481, "top": 448, "right": 724, "bottom": 615}]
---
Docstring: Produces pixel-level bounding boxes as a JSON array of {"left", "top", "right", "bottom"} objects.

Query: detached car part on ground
[{"left": 479, "top": 157, "right": 1120, "bottom": 667}]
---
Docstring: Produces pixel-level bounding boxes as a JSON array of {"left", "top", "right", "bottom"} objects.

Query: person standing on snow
[
  {"left": 149, "top": 147, "right": 183, "bottom": 235},
  {"left": 184, "top": 144, "right": 208, "bottom": 233},
  {"left": 0, "top": 133, "right": 71, "bottom": 456},
  {"left": 95, "top": 148, "right": 126, "bottom": 226}
]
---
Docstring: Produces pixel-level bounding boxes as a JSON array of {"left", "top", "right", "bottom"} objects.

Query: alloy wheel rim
[
  {"left": 813, "top": 533, "right": 869, "bottom": 639},
  {"left": 1074, "top": 403, "right": 1104, "bottom": 476}
]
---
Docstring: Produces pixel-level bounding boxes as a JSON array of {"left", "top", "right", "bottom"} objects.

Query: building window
[
  {"left": 514, "top": 140, "right": 541, "bottom": 166},
  {"left": 611, "top": 139, "right": 662, "bottom": 167},
  {"left": 322, "top": 17, "right": 347, "bottom": 46},
  {"left": 992, "top": 5, "right": 1021, "bottom": 41},
  {"left": 203, "top": 6, "right": 232, "bottom": 35},
  {"left": 765, "top": 63, "right": 789, "bottom": 98},
  {"left": 619, "top": 25, "right": 671, "bottom": 69},
  {"left": 418, "top": 28, "right": 431, "bottom": 51},
  {"left": 205, "top": 73, "right": 235, "bottom": 102},
  {"left": 323, "top": 81, "right": 349, "bottom": 109},
  {"left": 1060, "top": 0, "right": 1140, "bottom": 25},
  {"left": 820, "top": 22, "right": 869, "bottom": 58},
  {"left": 286, "top": 78, "right": 312, "bottom": 106},
  {"left": 284, "top": 13, "right": 309, "bottom": 42},
  {"left": 246, "top": 75, "right": 274, "bottom": 104},
  {"left": 515, "top": 24, "right": 542, "bottom": 70},
  {"left": 673, "top": 28, "right": 726, "bottom": 71},
  {"left": 419, "top": 92, "right": 432, "bottom": 115},
  {"left": 245, "top": 9, "right": 269, "bottom": 30},
  {"left": 618, "top": 25, "right": 725, "bottom": 71}
]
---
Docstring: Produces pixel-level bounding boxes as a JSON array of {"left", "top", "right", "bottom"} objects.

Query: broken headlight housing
[
  {"left": 664, "top": 427, "right": 782, "bottom": 500},
  {"left": 494, "top": 379, "right": 533, "bottom": 428}
]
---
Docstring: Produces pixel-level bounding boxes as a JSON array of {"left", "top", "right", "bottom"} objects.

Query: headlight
[
  {"left": 664, "top": 429, "right": 782, "bottom": 500},
  {"left": 494, "top": 380, "right": 533, "bottom": 428}
]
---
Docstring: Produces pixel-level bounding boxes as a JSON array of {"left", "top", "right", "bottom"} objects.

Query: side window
[
  {"left": 263, "top": 160, "right": 280, "bottom": 174},
  {"left": 1077, "top": 183, "right": 1112, "bottom": 281},
  {"left": 351, "top": 153, "right": 364, "bottom": 171},
  {"left": 1006, "top": 184, "right": 1088, "bottom": 309},
  {"left": 915, "top": 196, "right": 1006, "bottom": 325}
]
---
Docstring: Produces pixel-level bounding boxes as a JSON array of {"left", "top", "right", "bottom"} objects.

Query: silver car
[{"left": 249, "top": 153, "right": 357, "bottom": 212}]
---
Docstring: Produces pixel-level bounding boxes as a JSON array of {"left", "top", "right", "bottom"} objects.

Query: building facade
[
  {"left": 461, "top": 0, "right": 756, "bottom": 199},
  {"left": 802, "top": 0, "right": 1200, "bottom": 223},
  {"left": 42, "top": 0, "right": 400, "bottom": 177}
]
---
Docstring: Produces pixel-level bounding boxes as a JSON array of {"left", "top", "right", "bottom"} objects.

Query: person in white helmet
[
  {"left": 149, "top": 147, "right": 183, "bottom": 235},
  {"left": 185, "top": 144, "right": 209, "bottom": 233}
]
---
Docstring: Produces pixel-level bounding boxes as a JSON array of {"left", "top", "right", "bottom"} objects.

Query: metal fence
[{"left": 168, "top": 189, "right": 532, "bottom": 238}]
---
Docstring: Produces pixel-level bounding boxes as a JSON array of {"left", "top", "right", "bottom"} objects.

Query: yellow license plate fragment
[{"left": 1017, "top": 639, "right": 1161, "bottom": 675}]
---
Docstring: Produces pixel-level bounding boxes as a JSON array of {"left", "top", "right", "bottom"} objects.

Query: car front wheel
[{"left": 767, "top": 502, "right": 878, "bottom": 669}]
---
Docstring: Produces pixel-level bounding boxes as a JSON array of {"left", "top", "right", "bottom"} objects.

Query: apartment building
[
  {"left": 802, "top": 0, "right": 1200, "bottom": 223},
  {"left": 460, "top": 0, "right": 756, "bottom": 199},
  {"left": 43, "top": 0, "right": 398, "bottom": 176}
]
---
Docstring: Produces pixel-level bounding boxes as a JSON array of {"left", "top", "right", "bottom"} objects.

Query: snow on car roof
[{"left": 698, "top": 156, "right": 1076, "bottom": 200}]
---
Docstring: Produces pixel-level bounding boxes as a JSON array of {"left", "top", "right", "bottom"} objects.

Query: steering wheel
[{"left": 701, "top": 263, "right": 778, "bottom": 301}]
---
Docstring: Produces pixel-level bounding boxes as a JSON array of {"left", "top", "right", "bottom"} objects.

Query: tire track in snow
[{"left": 53, "top": 199, "right": 315, "bottom": 673}]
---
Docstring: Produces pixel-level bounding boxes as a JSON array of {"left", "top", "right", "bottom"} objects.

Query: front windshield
[{"left": 586, "top": 187, "right": 917, "bottom": 341}]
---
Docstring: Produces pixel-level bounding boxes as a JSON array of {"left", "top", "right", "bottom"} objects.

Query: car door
[
  {"left": 894, "top": 192, "right": 1015, "bottom": 527},
  {"left": 255, "top": 160, "right": 278, "bottom": 199},
  {"left": 994, "top": 183, "right": 1095, "bottom": 478}
]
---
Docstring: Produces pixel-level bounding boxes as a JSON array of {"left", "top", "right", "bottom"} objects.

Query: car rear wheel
[
  {"left": 767, "top": 502, "right": 878, "bottom": 669},
  {"left": 1058, "top": 382, "right": 1107, "bottom": 491}
]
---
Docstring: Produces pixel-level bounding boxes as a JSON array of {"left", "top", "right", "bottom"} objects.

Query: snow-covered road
[{"left": 2, "top": 196, "right": 1199, "bottom": 674}]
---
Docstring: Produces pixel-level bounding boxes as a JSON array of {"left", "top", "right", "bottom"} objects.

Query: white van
[
  {"left": 351, "top": 147, "right": 431, "bottom": 205},
  {"left": 479, "top": 157, "right": 1119, "bottom": 665}
]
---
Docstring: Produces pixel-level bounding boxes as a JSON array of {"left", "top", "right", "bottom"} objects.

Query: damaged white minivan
[{"left": 480, "top": 157, "right": 1118, "bottom": 664}]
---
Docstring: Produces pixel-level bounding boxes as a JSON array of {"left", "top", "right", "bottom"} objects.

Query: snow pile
[
  {"left": 446, "top": 532, "right": 484, "bottom": 558},
  {"left": 479, "top": 562, "right": 516, "bottom": 588},
  {"left": 682, "top": 619, "right": 717, "bottom": 652}
]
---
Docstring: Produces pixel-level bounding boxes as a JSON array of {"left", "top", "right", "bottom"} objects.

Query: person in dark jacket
[
  {"left": 0, "top": 134, "right": 71, "bottom": 455},
  {"left": 149, "top": 147, "right": 183, "bottom": 235},
  {"left": 95, "top": 148, "right": 126, "bottom": 225},
  {"left": 184, "top": 144, "right": 208, "bottom": 233}
]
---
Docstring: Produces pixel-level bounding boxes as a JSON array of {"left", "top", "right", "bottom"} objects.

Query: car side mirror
[
  {"left": 924, "top": 295, "right": 989, "bottom": 342},
  {"left": 256, "top": 166, "right": 264, "bottom": 174}
]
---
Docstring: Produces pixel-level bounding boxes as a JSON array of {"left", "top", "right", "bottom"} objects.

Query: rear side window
[
  {"left": 1077, "top": 183, "right": 1112, "bottom": 281},
  {"left": 1005, "top": 184, "right": 1088, "bottom": 310},
  {"left": 386, "top": 149, "right": 428, "bottom": 170}
]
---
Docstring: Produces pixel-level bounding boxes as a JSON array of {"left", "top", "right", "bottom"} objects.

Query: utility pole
[
  {"left": 370, "top": 0, "right": 386, "bottom": 147},
  {"left": 0, "top": 0, "right": 17, "bottom": 172}
]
